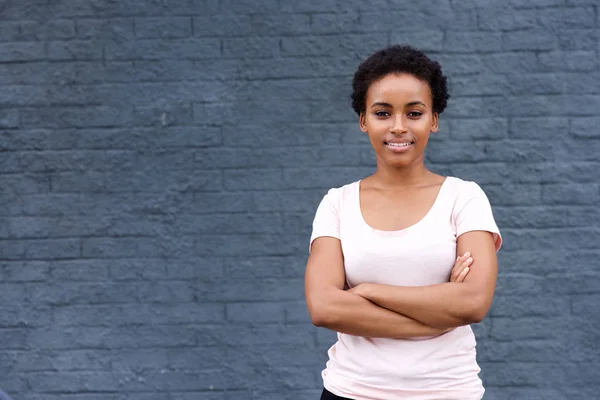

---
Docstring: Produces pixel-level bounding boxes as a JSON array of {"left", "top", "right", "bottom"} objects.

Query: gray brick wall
[{"left": 0, "top": 1, "right": 599, "bottom": 399}]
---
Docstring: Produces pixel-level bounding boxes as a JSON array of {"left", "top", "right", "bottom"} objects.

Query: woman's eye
[
  {"left": 375, "top": 111, "right": 390, "bottom": 117},
  {"left": 408, "top": 111, "right": 422, "bottom": 117}
]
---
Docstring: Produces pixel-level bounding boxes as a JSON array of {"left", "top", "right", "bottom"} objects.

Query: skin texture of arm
[
  {"left": 352, "top": 230, "right": 498, "bottom": 328},
  {"left": 305, "top": 236, "right": 449, "bottom": 338}
]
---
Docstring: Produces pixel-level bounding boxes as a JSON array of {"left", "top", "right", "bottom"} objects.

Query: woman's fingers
[
  {"left": 456, "top": 266, "right": 470, "bottom": 283},
  {"left": 451, "top": 252, "right": 473, "bottom": 282}
]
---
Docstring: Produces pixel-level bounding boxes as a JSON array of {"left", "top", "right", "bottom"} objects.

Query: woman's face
[{"left": 360, "top": 73, "right": 438, "bottom": 169}]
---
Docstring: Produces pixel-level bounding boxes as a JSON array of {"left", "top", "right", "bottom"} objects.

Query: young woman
[{"left": 305, "top": 45, "right": 502, "bottom": 400}]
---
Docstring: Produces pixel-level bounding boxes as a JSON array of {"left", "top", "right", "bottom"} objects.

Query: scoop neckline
[{"left": 356, "top": 177, "right": 451, "bottom": 237}]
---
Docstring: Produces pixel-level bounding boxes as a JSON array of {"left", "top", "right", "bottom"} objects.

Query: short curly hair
[{"left": 351, "top": 45, "right": 450, "bottom": 116}]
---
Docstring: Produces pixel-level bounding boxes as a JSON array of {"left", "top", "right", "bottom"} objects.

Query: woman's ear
[
  {"left": 430, "top": 112, "right": 439, "bottom": 133},
  {"left": 359, "top": 113, "right": 368, "bottom": 133}
]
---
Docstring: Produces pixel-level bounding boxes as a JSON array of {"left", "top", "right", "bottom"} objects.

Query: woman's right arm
[{"left": 305, "top": 236, "right": 448, "bottom": 339}]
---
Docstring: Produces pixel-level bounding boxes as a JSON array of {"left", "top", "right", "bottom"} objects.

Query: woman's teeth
[{"left": 387, "top": 142, "right": 412, "bottom": 147}]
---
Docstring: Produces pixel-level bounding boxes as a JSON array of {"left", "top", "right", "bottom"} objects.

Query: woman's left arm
[{"left": 352, "top": 230, "right": 498, "bottom": 328}]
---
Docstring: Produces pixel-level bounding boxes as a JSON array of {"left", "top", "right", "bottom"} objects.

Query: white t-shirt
[{"left": 309, "top": 176, "right": 502, "bottom": 400}]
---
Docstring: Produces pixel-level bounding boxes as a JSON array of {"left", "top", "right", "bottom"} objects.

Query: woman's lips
[{"left": 385, "top": 141, "right": 414, "bottom": 152}]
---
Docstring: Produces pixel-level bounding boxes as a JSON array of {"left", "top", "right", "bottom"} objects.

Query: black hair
[{"left": 351, "top": 45, "right": 449, "bottom": 116}]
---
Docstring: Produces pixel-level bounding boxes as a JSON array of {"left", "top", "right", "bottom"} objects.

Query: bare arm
[
  {"left": 305, "top": 237, "right": 449, "bottom": 338},
  {"left": 352, "top": 231, "right": 498, "bottom": 328}
]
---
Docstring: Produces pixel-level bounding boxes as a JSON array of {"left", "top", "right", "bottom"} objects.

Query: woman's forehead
[{"left": 367, "top": 73, "right": 432, "bottom": 103}]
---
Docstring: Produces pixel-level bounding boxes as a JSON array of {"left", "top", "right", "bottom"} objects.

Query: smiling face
[{"left": 360, "top": 73, "right": 439, "bottom": 169}]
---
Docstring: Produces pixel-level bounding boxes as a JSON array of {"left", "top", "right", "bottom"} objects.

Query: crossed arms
[{"left": 304, "top": 231, "right": 498, "bottom": 339}]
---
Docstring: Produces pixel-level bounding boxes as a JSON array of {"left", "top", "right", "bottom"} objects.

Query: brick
[
  {"left": 507, "top": 73, "right": 564, "bottom": 95},
  {"left": 132, "top": 102, "right": 193, "bottom": 126},
  {"left": 75, "top": 126, "right": 222, "bottom": 149},
  {"left": 0, "top": 150, "right": 134, "bottom": 174},
  {"left": 73, "top": 61, "right": 136, "bottom": 83},
  {"left": 218, "top": 0, "right": 279, "bottom": 13},
  {"left": 54, "top": 303, "right": 223, "bottom": 325},
  {"left": 571, "top": 117, "right": 600, "bottom": 138},
  {"left": 0, "top": 261, "right": 49, "bottom": 282},
  {"left": 2, "top": 62, "right": 78, "bottom": 86},
  {"left": 0, "top": 109, "right": 19, "bottom": 128},
  {"left": 542, "top": 183, "right": 599, "bottom": 205},
  {"left": 0, "top": 0, "right": 49, "bottom": 19},
  {"left": 503, "top": 29, "right": 557, "bottom": 51},
  {"left": 226, "top": 302, "right": 286, "bottom": 322},
  {"left": 0, "top": 85, "right": 47, "bottom": 107},
  {"left": 223, "top": 169, "right": 282, "bottom": 190},
  {"left": 49, "top": 1, "right": 201, "bottom": 17},
  {"left": 105, "top": 38, "right": 220, "bottom": 60},
  {"left": 509, "top": 117, "right": 569, "bottom": 139},
  {"left": 536, "top": 7, "right": 595, "bottom": 28},
  {"left": 450, "top": 118, "right": 508, "bottom": 140},
  {"left": 278, "top": 0, "right": 337, "bottom": 12},
  {"left": 21, "top": 106, "right": 130, "bottom": 128},
  {"left": 283, "top": 167, "right": 375, "bottom": 189},
  {"left": 0, "top": 20, "right": 76, "bottom": 41},
  {"left": 0, "top": 307, "right": 52, "bottom": 328},
  {"left": 443, "top": 96, "right": 506, "bottom": 118},
  {"left": 435, "top": 54, "right": 484, "bottom": 75},
  {"left": 80, "top": 237, "right": 162, "bottom": 258},
  {"left": 222, "top": 37, "right": 281, "bottom": 58},
  {"left": 253, "top": 190, "right": 324, "bottom": 213},
  {"left": 490, "top": 295, "right": 570, "bottom": 318},
  {"left": 482, "top": 140, "right": 557, "bottom": 163},
  {"left": 539, "top": 50, "right": 598, "bottom": 71},
  {"left": 494, "top": 206, "right": 564, "bottom": 229},
  {"left": 501, "top": 228, "right": 600, "bottom": 251},
  {"left": 445, "top": 32, "right": 503, "bottom": 52},
  {"left": 563, "top": 138, "right": 600, "bottom": 160},
  {"left": 482, "top": 340, "right": 569, "bottom": 362},
  {"left": 135, "top": 17, "right": 192, "bottom": 38},
  {"left": 195, "top": 235, "right": 303, "bottom": 257},
  {"left": 0, "top": 42, "right": 45, "bottom": 62},
  {"left": 363, "top": 8, "right": 474, "bottom": 31},
  {"left": 50, "top": 260, "right": 110, "bottom": 281},
  {"left": 310, "top": 12, "right": 364, "bottom": 34},
  {"left": 478, "top": 7, "right": 536, "bottom": 31},
  {"left": 0, "top": 328, "right": 30, "bottom": 349},
  {"left": 481, "top": 51, "right": 542, "bottom": 73},
  {"left": 545, "top": 273, "right": 600, "bottom": 295},
  {"left": 509, "top": 0, "right": 565, "bottom": 6},
  {"left": 451, "top": 74, "right": 511, "bottom": 96},
  {"left": 224, "top": 256, "right": 305, "bottom": 279},
  {"left": 281, "top": 34, "right": 386, "bottom": 57},
  {"left": 426, "top": 140, "right": 486, "bottom": 163},
  {"left": 557, "top": 28, "right": 599, "bottom": 50},
  {"left": 564, "top": 72, "right": 600, "bottom": 94},
  {"left": 390, "top": 31, "right": 444, "bottom": 52},
  {"left": 176, "top": 213, "right": 284, "bottom": 234},
  {"left": 76, "top": 18, "right": 134, "bottom": 39},
  {"left": 342, "top": 0, "right": 391, "bottom": 10},
  {"left": 193, "top": 15, "right": 253, "bottom": 37},
  {"left": 47, "top": 40, "right": 103, "bottom": 60}
]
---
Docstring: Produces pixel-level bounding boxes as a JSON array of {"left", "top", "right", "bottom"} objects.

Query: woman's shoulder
[
  {"left": 322, "top": 180, "right": 361, "bottom": 199},
  {"left": 444, "top": 176, "right": 486, "bottom": 195}
]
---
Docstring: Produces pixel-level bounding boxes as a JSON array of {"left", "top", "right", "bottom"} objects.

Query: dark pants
[{"left": 320, "top": 388, "right": 354, "bottom": 400}]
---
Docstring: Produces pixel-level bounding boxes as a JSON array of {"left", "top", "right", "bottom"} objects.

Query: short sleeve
[
  {"left": 309, "top": 188, "right": 341, "bottom": 252},
  {"left": 454, "top": 181, "right": 502, "bottom": 252}
]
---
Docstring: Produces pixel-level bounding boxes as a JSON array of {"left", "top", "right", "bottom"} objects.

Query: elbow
[
  {"left": 309, "top": 309, "right": 328, "bottom": 327},
  {"left": 466, "top": 310, "right": 487, "bottom": 324},
  {"left": 457, "top": 291, "right": 491, "bottom": 324},
  {"left": 464, "top": 297, "right": 490, "bottom": 324},
  {"left": 306, "top": 296, "right": 332, "bottom": 328}
]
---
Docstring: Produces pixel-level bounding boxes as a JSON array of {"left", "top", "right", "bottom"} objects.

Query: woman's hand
[{"left": 450, "top": 252, "right": 473, "bottom": 283}]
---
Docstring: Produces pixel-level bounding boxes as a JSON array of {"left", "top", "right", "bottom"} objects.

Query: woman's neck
[{"left": 368, "top": 162, "right": 438, "bottom": 189}]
